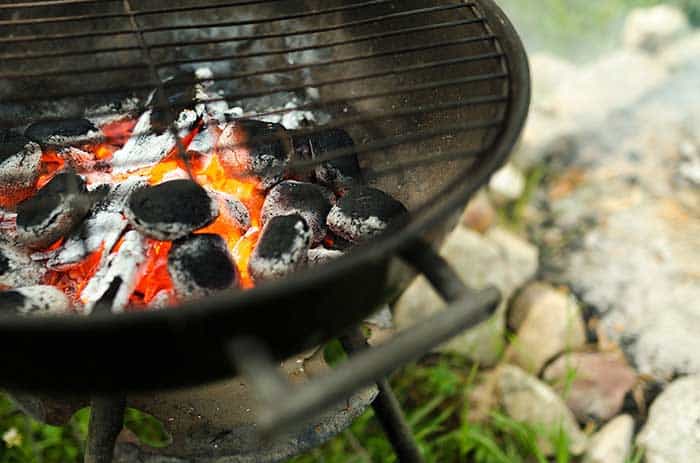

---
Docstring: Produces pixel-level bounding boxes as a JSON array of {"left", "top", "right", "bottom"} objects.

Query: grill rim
[{"left": 0, "top": 0, "right": 530, "bottom": 392}]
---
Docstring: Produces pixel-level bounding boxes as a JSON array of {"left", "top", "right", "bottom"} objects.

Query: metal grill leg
[
  {"left": 341, "top": 327, "right": 424, "bottom": 463},
  {"left": 84, "top": 396, "right": 126, "bottom": 463}
]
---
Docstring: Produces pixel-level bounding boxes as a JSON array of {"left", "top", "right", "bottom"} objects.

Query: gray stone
[
  {"left": 528, "top": 52, "right": 577, "bottom": 101},
  {"left": 394, "top": 226, "right": 538, "bottom": 366},
  {"left": 488, "top": 163, "right": 526, "bottom": 204},
  {"left": 583, "top": 415, "right": 634, "bottom": 463},
  {"left": 637, "top": 375, "right": 700, "bottom": 463},
  {"left": 505, "top": 282, "right": 586, "bottom": 374},
  {"left": 623, "top": 5, "right": 690, "bottom": 53},
  {"left": 543, "top": 351, "right": 637, "bottom": 423},
  {"left": 497, "top": 365, "right": 587, "bottom": 455},
  {"left": 461, "top": 190, "right": 496, "bottom": 234},
  {"left": 661, "top": 31, "right": 700, "bottom": 72}
]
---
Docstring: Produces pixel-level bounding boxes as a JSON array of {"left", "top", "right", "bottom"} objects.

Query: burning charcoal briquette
[
  {"left": 261, "top": 180, "right": 333, "bottom": 245},
  {"left": 147, "top": 71, "right": 198, "bottom": 134},
  {"left": 307, "top": 247, "right": 344, "bottom": 266},
  {"left": 210, "top": 190, "right": 251, "bottom": 231},
  {"left": 0, "top": 130, "right": 42, "bottom": 196},
  {"left": 326, "top": 186, "right": 408, "bottom": 243},
  {"left": 0, "top": 242, "right": 45, "bottom": 288},
  {"left": 249, "top": 214, "right": 311, "bottom": 282},
  {"left": 294, "top": 128, "right": 363, "bottom": 193},
  {"left": 217, "top": 120, "right": 293, "bottom": 189},
  {"left": 0, "top": 285, "right": 70, "bottom": 316},
  {"left": 25, "top": 118, "right": 100, "bottom": 148},
  {"left": 126, "top": 179, "right": 219, "bottom": 241},
  {"left": 167, "top": 234, "right": 238, "bottom": 299},
  {"left": 16, "top": 172, "right": 93, "bottom": 249}
]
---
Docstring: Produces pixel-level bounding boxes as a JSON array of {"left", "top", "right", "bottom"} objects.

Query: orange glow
[
  {"left": 128, "top": 239, "right": 174, "bottom": 308},
  {"left": 36, "top": 150, "right": 65, "bottom": 189},
  {"left": 101, "top": 118, "right": 137, "bottom": 146},
  {"left": 44, "top": 245, "right": 104, "bottom": 306}
]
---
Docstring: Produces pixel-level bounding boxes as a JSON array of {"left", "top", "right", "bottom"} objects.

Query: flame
[
  {"left": 128, "top": 239, "right": 174, "bottom": 308},
  {"left": 35, "top": 150, "right": 66, "bottom": 189}
]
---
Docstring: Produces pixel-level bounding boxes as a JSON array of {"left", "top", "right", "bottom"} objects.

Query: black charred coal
[
  {"left": 168, "top": 234, "right": 238, "bottom": 299},
  {"left": 148, "top": 71, "right": 198, "bottom": 134},
  {"left": 0, "top": 242, "right": 45, "bottom": 288},
  {"left": 261, "top": 180, "right": 333, "bottom": 245},
  {"left": 25, "top": 118, "right": 100, "bottom": 147},
  {"left": 126, "top": 180, "right": 219, "bottom": 241},
  {"left": 249, "top": 214, "right": 311, "bottom": 282},
  {"left": 218, "top": 120, "right": 293, "bottom": 190},
  {"left": 222, "top": 194, "right": 251, "bottom": 232},
  {"left": 307, "top": 247, "right": 344, "bottom": 266},
  {"left": 16, "top": 172, "right": 93, "bottom": 249},
  {"left": 0, "top": 285, "right": 70, "bottom": 316},
  {"left": 296, "top": 128, "right": 363, "bottom": 193},
  {"left": 327, "top": 186, "right": 408, "bottom": 244},
  {"left": 0, "top": 130, "right": 42, "bottom": 194}
]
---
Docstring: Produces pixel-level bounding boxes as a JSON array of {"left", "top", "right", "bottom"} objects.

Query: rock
[
  {"left": 461, "top": 190, "right": 496, "bottom": 233},
  {"left": 464, "top": 370, "right": 499, "bottom": 423},
  {"left": 504, "top": 283, "right": 586, "bottom": 374},
  {"left": 583, "top": 415, "right": 634, "bottom": 463},
  {"left": 394, "top": 227, "right": 538, "bottom": 366},
  {"left": 543, "top": 352, "right": 637, "bottom": 423},
  {"left": 637, "top": 375, "right": 700, "bottom": 462},
  {"left": 623, "top": 5, "right": 690, "bottom": 53},
  {"left": 497, "top": 365, "right": 587, "bottom": 455},
  {"left": 488, "top": 163, "right": 526, "bottom": 204},
  {"left": 528, "top": 52, "right": 577, "bottom": 100}
]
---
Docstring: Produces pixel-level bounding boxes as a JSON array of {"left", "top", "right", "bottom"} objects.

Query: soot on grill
[
  {"left": 295, "top": 128, "right": 363, "bottom": 193},
  {"left": 126, "top": 179, "right": 219, "bottom": 241},
  {"left": 249, "top": 214, "right": 311, "bottom": 282},
  {"left": 217, "top": 120, "right": 293, "bottom": 190},
  {"left": 16, "top": 172, "right": 94, "bottom": 249},
  {"left": 168, "top": 234, "right": 238, "bottom": 299},
  {"left": 261, "top": 180, "right": 333, "bottom": 245},
  {"left": 0, "top": 285, "right": 70, "bottom": 316},
  {"left": 24, "top": 118, "right": 100, "bottom": 148},
  {"left": 327, "top": 186, "right": 408, "bottom": 243}
]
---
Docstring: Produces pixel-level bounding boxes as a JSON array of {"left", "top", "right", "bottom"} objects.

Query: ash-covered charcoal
[
  {"left": 208, "top": 189, "right": 251, "bottom": 232},
  {"left": 217, "top": 120, "right": 293, "bottom": 189},
  {"left": 307, "top": 247, "right": 344, "bottom": 266},
  {"left": 249, "top": 214, "right": 311, "bottom": 282},
  {"left": 298, "top": 128, "right": 363, "bottom": 193},
  {"left": 148, "top": 289, "right": 175, "bottom": 310},
  {"left": 167, "top": 234, "right": 238, "bottom": 299},
  {"left": 25, "top": 118, "right": 101, "bottom": 148},
  {"left": 16, "top": 172, "right": 93, "bottom": 249},
  {"left": 147, "top": 71, "right": 198, "bottom": 134},
  {"left": 0, "top": 242, "right": 45, "bottom": 288},
  {"left": 187, "top": 125, "right": 220, "bottom": 158},
  {"left": 261, "top": 180, "right": 333, "bottom": 245},
  {"left": 327, "top": 186, "right": 408, "bottom": 244},
  {"left": 0, "top": 130, "right": 42, "bottom": 196},
  {"left": 126, "top": 179, "right": 219, "bottom": 241},
  {"left": 0, "top": 286, "right": 70, "bottom": 316},
  {"left": 111, "top": 108, "right": 198, "bottom": 174},
  {"left": 82, "top": 230, "right": 146, "bottom": 314}
]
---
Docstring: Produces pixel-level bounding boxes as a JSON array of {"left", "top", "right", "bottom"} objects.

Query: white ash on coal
[
  {"left": 327, "top": 186, "right": 408, "bottom": 243},
  {"left": 261, "top": 180, "right": 333, "bottom": 245},
  {"left": 294, "top": 128, "right": 363, "bottom": 193},
  {"left": 0, "top": 242, "right": 45, "bottom": 288},
  {"left": 111, "top": 109, "right": 198, "bottom": 174},
  {"left": 0, "top": 130, "right": 42, "bottom": 197},
  {"left": 0, "top": 285, "right": 70, "bottom": 316},
  {"left": 24, "top": 118, "right": 101, "bottom": 148},
  {"left": 15, "top": 172, "right": 95, "bottom": 249},
  {"left": 217, "top": 119, "right": 294, "bottom": 190},
  {"left": 126, "top": 179, "right": 219, "bottom": 241},
  {"left": 307, "top": 247, "right": 344, "bottom": 266},
  {"left": 82, "top": 230, "right": 146, "bottom": 314},
  {"left": 208, "top": 189, "right": 251, "bottom": 232},
  {"left": 187, "top": 125, "right": 220, "bottom": 158},
  {"left": 167, "top": 234, "right": 238, "bottom": 299},
  {"left": 249, "top": 214, "right": 312, "bottom": 282},
  {"left": 147, "top": 71, "right": 198, "bottom": 134}
]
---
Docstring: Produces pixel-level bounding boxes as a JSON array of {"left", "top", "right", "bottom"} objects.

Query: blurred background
[{"left": 2, "top": 1, "right": 700, "bottom": 462}]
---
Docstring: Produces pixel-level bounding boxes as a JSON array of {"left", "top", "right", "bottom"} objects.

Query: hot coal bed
[{"left": 0, "top": 70, "right": 408, "bottom": 317}]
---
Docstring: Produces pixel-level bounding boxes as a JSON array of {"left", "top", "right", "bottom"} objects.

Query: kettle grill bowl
[{"left": 0, "top": 0, "right": 529, "bottom": 393}]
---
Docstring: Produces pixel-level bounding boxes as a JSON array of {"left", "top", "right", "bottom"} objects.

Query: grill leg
[
  {"left": 341, "top": 327, "right": 424, "bottom": 463},
  {"left": 84, "top": 396, "right": 126, "bottom": 463}
]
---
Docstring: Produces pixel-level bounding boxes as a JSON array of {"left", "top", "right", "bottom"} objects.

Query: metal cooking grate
[{"left": 0, "top": 0, "right": 510, "bottom": 204}]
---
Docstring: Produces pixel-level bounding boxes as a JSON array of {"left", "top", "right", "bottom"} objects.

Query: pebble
[{"left": 583, "top": 414, "right": 634, "bottom": 463}]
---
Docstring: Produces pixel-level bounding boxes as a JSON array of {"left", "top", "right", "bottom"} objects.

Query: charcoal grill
[{"left": 0, "top": 0, "right": 529, "bottom": 462}]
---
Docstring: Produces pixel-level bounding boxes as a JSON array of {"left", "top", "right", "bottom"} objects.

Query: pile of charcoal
[{"left": 0, "top": 75, "right": 408, "bottom": 317}]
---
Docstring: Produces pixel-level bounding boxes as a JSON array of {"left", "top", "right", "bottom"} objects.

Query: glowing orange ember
[
  {"left": 44, "top": 245, "right": 104, "bottom": 305},
  {"left": 36, "top": 150, "right": 65, "bottom": 189},
  {"left": 128, "top": 239, "right": 174, "bottom": 308}
]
